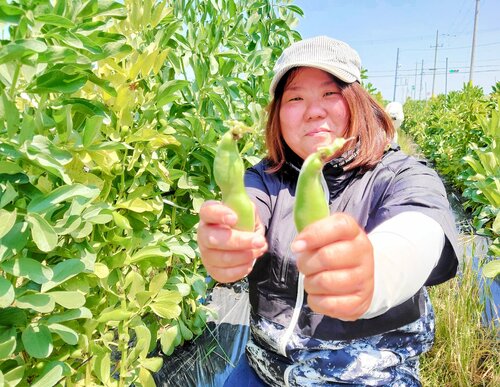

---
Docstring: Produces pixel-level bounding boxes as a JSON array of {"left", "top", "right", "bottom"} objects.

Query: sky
[{"left": 292, "top": 0, "right": 500, "bottom": 103}]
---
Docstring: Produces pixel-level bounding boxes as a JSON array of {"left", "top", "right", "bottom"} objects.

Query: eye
[
  {"left": 288, "top": 96, "right": 303, "bottom": 101},
  {"left": 324, "top": 91, "right": 341, "bottom": 97}
]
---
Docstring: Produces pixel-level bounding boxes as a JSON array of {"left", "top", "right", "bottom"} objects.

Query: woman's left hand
[{"left": 292, "top": 213, "right": 374, "bottom": 321}]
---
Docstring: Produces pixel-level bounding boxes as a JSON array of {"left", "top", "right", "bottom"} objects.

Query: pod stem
[{"left": 316, "top": 136, "right": 356, "bottom": 163}]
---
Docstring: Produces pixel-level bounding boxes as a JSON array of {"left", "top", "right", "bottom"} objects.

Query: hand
[
  {"left": 197, "top": 201, "right": 268, "bottom": 283},
  {"left": 292, "top": 213, "right": 374, "bottom": 321}
]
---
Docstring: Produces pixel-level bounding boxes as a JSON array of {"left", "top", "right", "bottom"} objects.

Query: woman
[{"left": 197, "top": 36, "right": 459, "bottom": 386}]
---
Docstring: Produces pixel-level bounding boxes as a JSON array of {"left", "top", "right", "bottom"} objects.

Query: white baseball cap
[{"left": 270, "top": 36, "right": 362, "bottom": 97}]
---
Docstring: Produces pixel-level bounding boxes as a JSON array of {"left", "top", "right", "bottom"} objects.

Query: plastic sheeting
[{"left": 153, "top": 280, "right": 250, "bottom": 386}]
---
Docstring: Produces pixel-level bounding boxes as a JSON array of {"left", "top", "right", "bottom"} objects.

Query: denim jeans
[{"left": 223, "top": 354, "right": 268, "bottom": 387}]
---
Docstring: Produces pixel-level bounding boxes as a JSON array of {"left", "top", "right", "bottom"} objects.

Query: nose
[{"left": 305, "top": 99, "right": 327, "bottom": 120}]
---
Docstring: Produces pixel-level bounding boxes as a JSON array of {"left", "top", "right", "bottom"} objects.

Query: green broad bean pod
[
  {"left": 213, "top": 127, "right": 255, "bottom": 231},
  {"left": 294, "top": 137, "right": 350, "bottom": 232}
]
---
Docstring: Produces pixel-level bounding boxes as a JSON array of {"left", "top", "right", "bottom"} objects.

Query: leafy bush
[
  {"left": 0, "top": 0, "right": 302, "bottom": 385},
  {"left": 403, "top": 83, "right": 499, "bottom": 275}
]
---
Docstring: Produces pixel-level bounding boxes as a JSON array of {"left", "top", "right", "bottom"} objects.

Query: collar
[{"left": 284, "top": 141, "right": 360, "bottom": 176}]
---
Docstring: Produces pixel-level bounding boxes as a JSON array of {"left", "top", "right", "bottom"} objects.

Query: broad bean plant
[
  {"left": 403, "top": 83, "right": 499, "bottom": 278},
  {"left": 0, "top": 0, "right": 302, "bottom": 385}
]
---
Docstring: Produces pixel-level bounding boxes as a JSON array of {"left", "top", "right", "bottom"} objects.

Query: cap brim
[{"left": 270, "top": 63, "right": 358, "bottom": 97}]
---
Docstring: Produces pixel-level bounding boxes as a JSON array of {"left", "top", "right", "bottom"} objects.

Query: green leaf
[
  {"left": 138, "top": 367, "right": 156, "bottom": 387},
  {"left": 178, "top": 319, "right": 193, "bottom": 341},
  {"left": 172, "top": 282, "right": 191, "bottom": 297},
  {"left": 0, "top": 257, "right": 54, "bottom": 284},
  {"left": 149, "top": 271, "right": 168, "bottom": 293},
  {"left": 0, "top": 4, "right": 23, "bottom": 24},
  {"left": 0, "top": 277, "right": 15, "bottom": 308},
  {"left": 86, "top": 71, "right": 118, "bottom": 97},
  {"left": 31, "top": 362, "right": 64, "bottom": 387},
  {"left": 482, "top": 259, "right": 500, "bottom": 279},
  {"left": 156, "top": 80, "right": 190, "bottom": 107},
  {"left": 82, "top": 115, "right": 104, "bottom": 147},
  {"left": 0, "top": 209, "right": 16, "bottom": 238},
  {"left": 493, "top": 212, "right": 500, "bottom": 235},
  {"left": 28, "top": 69, "right": 88, "bottom": 94},
  {"left": 112, "top": 211, "right": 132, "bottom": 230},
  {"left": 28, "top": 184, "right": 100, "bottom": 214},
  {"left": 139, "top": 357, "right": 163, "bottom": 373},
  {"left": 93, "top": 262, "right": 110, "bottom": 279},
  {"left": 94, "top": 352, "right": 111, "bottom": 385},
  {"left": 169, "top": 241, "right": 196, "bottom": 259},
  {"left": 96, "top": 309, "right": 134, "bottom": 323},
  {"left": 48, "top": 291, "right": 86, "bottom": 309},
  {"left": 0, "top": 42, "right": 44, "bottom": 65},
  {"left": 0, "top": 181, "right": 18, "bottom": 210},
  {"left": 26, "top": 213, "right": 58, "bottom": 252},
  {"left": 160, "top": 325, "right": 180, "bottom": 356},
  {"left": 0, "top": 161, "right": 24, "bottom": 174},
  {"left": 3, "top": 364, "right": 25, "bottom": 386},
  {"left": 37, "top": 46, "right": 87, "bottom": 64},
  {"left": 21, "top": 325, "right": 53, "bottom": 359},
  {"left": 135, "top": 291, "right": 154, "bottom": 308},
  {"left": 35, "top": 14, "right": 75, "bottom": 28},
  {"left": 115, "top": 197, "right": 155, "bottom": 213},
  {"left": 0, "top": 307, "right": 27, "bottom": 327},
  {"left": 0, "top": 327, "right": 17, "bottom": 359},
  {"left": 150, "top": 291, "right": 182, "bottom": 320},
  {"left": 150, "top": 302, "right": 182, "bottom": 319},
  {"left": 46, "top": 307, "right": 92, "bottom": 324},
  {"left": 133, "top": 324, "right": 151, "bottom": 359},
  {"left": 41, "top": 259, "right": 86, "bottom": 292},
  {"left": 47, "top": 323, "right": 79, "bottom": 345},
  {"left": 126, "top": 245, "right": 171, "bottom": 265},
  {"left": 0, "top": 90, "right": 20, "bottom": 136},
  {"left": 0, "top": 223, "right": 29, "bottom": 264},
  {"left": 16, "top": 293, "right": 55, "bottom": 313}
]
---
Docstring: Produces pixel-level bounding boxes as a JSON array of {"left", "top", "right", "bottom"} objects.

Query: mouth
[{"left": 306, "top": 127, "right": 331, "bottom": 136}]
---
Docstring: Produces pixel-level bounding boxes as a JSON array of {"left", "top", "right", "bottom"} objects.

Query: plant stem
[
  {"left": 9, "top": 63, "right": 20, "bottom": 99},
  {"left": 118, "top": 272, "right": 129, "bottom": 387}
]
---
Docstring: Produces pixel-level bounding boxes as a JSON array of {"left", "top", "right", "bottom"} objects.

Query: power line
[
  {"left": 366, "top": 68, "right": 500, "bottom": 79},
  {"left": 401, "top": 41, "right": 500, "bottom": 52}
]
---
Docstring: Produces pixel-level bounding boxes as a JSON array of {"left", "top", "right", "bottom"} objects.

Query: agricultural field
[{"left": 0, "top": 0, "right": 498, "bottom": 386}]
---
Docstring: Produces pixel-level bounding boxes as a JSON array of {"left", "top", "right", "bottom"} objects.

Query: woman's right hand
[{"left": 197, "top": 201, "right": 268, "bottom": 283}]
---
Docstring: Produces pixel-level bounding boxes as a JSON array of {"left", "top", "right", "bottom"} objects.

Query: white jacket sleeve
[{"left": 361, "top": 211, "right": 445, "bottom": 319}]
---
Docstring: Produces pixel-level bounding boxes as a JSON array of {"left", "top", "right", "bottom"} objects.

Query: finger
[
  {"left": 205, "top": 261, "right": 256, "bottom": 283},
  {"left": 202, "top": 245, "right": 266, "bottom": 269},
  {"left": 296, "top": 240, "right": 360, "bottom": 275},
  {"left": 303, "top": 268, "right": 366, "bottom": 296},
  {"left": 292, "top": 213, "right": 360, "bottom": 253},
  {"left": 199, "top": 200, "right": 238, "bottom": 227},
  {"left": 307, "top": 293, "right": 371, "bottom": 321},
  {"left": 198, "top": 224, "right": 267, "bottom": 251}
]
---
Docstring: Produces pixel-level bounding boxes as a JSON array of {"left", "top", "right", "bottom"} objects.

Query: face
[{"left": 279, "top": 67, "right": 350, "bottom": 160}]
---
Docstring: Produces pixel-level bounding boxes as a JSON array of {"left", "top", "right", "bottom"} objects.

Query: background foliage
[
  {"left": 0, "top": 0, "right": 302, "bottom": 385},
  {"left": 403, "top": 83, "right": 500, "bottom": 277}
]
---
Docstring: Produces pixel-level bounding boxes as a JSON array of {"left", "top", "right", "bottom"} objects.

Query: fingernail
[
  {"left": 252, "top": 235, "right": 266, "bottom": 248},
  {"left": 291, "top": 240, "right": 307, "bottom": 253},
  {"left": 223, "top": 213, "right": 237, "bottom": 225}
]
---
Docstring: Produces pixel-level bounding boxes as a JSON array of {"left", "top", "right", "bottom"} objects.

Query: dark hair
[{"left": 265, "top": 67, "right": 394, "bottom": 173}]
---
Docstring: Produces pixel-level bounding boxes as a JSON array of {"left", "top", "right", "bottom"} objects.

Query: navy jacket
[{"left": 244, "top": 147, "right": 459, "bottom": 342}]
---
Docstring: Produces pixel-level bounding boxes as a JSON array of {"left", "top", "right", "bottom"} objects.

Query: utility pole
[
  {"left": 469, "top": 0, "right": 480, "bottom": 83},
  {"left": 393, "top": 48, "right": 399, "bottom": 101},
  {"left": 419, "top": 59, "right": 424, "bottom": 100},
  {"left": 445, "top": 57, "right": 449, "bottom": 97},
  {"left": 414, "top": 61, "right": 418, "bottom": 100},
  {"left": 431, "top": 30, "right": 439, "bottom": 97}
]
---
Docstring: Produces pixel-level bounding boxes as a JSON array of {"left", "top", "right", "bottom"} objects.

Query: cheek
[
  {"left": 279, "top": 107, "right": 296, "bottom": 136},
  {"left": 335, "top": 101, "right": 351, "bottom": 132}
]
